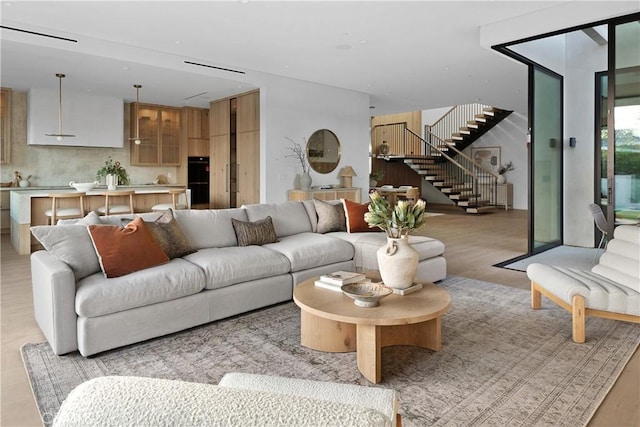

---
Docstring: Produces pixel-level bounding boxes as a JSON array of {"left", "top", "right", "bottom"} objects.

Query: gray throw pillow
[
  {"left": 231, "top": 216, "right": 278, "bottom": 247},
  {"left": 313, "top": 199, "right": 346, "bottom": 234},
  {"left": 56, "top": 210, "right": 103, "bottom": 226},
  {"left": 145, "top": 209, "right": 195, "bottom": 259},
  {"left": 30, "top": 225, "right": 101, "bottom": 280}
]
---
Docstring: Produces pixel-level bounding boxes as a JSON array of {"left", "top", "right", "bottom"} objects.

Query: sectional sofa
[{"left": 30, "top": 200, "right": 446, "bottom": 357}]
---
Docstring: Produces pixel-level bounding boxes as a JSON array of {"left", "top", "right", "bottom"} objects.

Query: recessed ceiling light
[
  {"left": 175, "top": 41, "right": 181, "bottom": 44},
  {"left": 359, "top": 40, "right": 367, "bottom": 44},
  {"left": 121, "top": 66, "right": 129, "bottom": 71}
]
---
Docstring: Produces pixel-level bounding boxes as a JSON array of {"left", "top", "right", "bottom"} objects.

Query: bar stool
[
  {"left": 44, "top": 192, "right": 86, "bottom": 225},
  {"left": 151, "top": 188, "right": 187, "bottom": 211},
  {"left": 97, "top": 191, "right": 135, "bottom": 216}
]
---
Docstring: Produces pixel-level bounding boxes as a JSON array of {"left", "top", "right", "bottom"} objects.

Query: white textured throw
[{"left": 53, "top": 376, "right": 391, "bottom": 427}]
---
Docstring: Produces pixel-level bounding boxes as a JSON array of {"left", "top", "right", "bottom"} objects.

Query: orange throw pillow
[
  {"left": 342, "top": 199, "right": 377, "bottom": 233},
  {"left": 88, "top": 217, "right": 169, "bottom": 278}
]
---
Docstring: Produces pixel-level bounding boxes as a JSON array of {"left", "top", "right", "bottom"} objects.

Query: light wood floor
[{"left": 1, "top": 208, "right": 638, "bottom": 426}]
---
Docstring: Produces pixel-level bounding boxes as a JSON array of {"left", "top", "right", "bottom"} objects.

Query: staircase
[
  {"left": 371, "top": 104, "right": 512, "bottom": 214},
  {"left": 425, "top": 105, "right": 513, "bottom": 157}
]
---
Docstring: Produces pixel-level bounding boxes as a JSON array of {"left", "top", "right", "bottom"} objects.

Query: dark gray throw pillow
[
  {"left": 145, "top": 209, "right": 195, "bottom": 259},
  {"left": 313, "top": 199, "right": 346, "bottom": 234},
  {"left": 231, "top": 216, "right": 278, "bottom": 246}
]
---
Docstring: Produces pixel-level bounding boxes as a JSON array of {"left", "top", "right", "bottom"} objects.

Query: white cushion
[
  {"left": 184, "top": 246, "right": 291, "bottom": 289},
  {"left": 527, "top": 263, "right": 640, "bottom": 316},
  {"left": 97, "top": 205, "right": 132, "bottom": 214},
  {"left": 219, "top": 373, "right": 397, "bottom": 427},
  {"left": 53, "top": 376, "right": 391, "bottom": 427},
  {"left": 264, "top": 232, "right": 354, "bottom": 272},
  {"left": 75, "top": 258, "right": 206, "bottom": 317},
  {"left": 151, "top": 203, "right": 187, "bottom": 211},
  {"left": 44, "top": 208, "right": 83, "bottom": 217},
  {"left": 243, "top": 202, "right": 312, "bottom": 237},
  {"left": 173, "top": 208, "right": 248, "bottom": 249}
]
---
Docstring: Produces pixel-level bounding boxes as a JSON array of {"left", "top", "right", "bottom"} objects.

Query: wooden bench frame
[{"left": 531, "top": 281, "right": 640, "bottom": 343}]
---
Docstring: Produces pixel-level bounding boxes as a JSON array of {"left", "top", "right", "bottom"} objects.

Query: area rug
[
  {"left": 22, "top": 276, "right": 640, "bottom": 426},
  {"left": 495, "top": 245, "right": 599, "bottom": 272}
]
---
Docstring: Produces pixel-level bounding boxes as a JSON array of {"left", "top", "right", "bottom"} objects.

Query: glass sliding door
[
  {"left": 609, "top": 20, "right": 640, "bottom": 227},
  {"left": 530, "top": 67, "right": 563, "bottom": 253}
]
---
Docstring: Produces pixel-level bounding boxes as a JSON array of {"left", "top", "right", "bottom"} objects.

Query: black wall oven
[{"left": 188, "top": 157, "right": 210, "bottom": 206}]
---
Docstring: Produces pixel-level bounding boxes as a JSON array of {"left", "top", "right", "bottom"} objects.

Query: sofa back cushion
[
  {"left": 591, "top": 225, "right": 640, "bottom": 292},
  {"left": 31, "top": 224, "right": 101, "bottom": 280},
  {"left": 172, "top": 208, "right": 248, "bottom": 249},
  {"left": 243, "top": 202, "right": 312, "bottom": 238}
]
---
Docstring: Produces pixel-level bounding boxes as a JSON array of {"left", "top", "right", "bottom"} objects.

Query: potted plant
[
  {"left": 364, "top": 191, "right": 426, "bottom": 289},
  {"left": 369, "top": 170, "right": 385, "bottom": 187},
  {"left": 96, "top": 157, "right": 130, "bottom": 188},
  {"left": 497, "top": 161, "right": 515, "bottom": 183},
  {"left": 284, "top": 137, "right": 311, "bottom": 190}
]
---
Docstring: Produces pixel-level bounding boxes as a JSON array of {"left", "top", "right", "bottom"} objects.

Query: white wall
[
  {"left": 564, "top": 31, "right": 607, "bottom": 247},
  {"left": 257, "top": 76, "right": 371, "bottom": 203},
  {"left": 463, "top": 112, "right": 529, "bottom": 210}
]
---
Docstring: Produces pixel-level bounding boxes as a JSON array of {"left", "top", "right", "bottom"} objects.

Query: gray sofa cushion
[
  {"left": 184, "top": 246, "right": 291, "bottom": 290},
  {"left": 31, "top": 225, "right": 101, "bottom": 281},
  {"left": 173, "top": 208, "right": 248, "bottom": 249},
  {"left": 331, "top": 232, "right": 445, "bottom": 271},
  {"left": 313, "top": 199, "right": 346, "bottom": 234},
  {"left": 264, "top": 233, "right": 355, "bottom": 272},
  {"left": 243, "top": 202, "right": 312, "bottom": 238},
  {"left": 75, "top": 258, "right": 206, "bottom": 318}
]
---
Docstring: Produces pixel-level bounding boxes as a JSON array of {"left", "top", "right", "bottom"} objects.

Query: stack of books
[{"left": 314, "top": 271, "right": 369, "bottom": 292}]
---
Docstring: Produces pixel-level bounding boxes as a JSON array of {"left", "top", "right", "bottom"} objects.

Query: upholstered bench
[
  {"left": 53, "top": 374, "right": 399, "bottom": 427},
  {"left": 527, "top": 225, "right": 640, "bottom": 343}
]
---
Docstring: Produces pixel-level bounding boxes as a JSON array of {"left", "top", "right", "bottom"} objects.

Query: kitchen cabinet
[
  {"left": 184, "top": 107, "right": 209, "bottom": 157},
  {"left": 210, "top": 90, "right": 260, "bottom": 208},
  {"left": 130, "top": 103, "right": 181, "bottom": 166}
]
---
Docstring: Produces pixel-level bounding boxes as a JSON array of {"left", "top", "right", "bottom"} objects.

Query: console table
[
  {"left": 288, "top": 187, "right": 361, "bottom": 203},
  {"left": 497, "top": 183, "right": 513, "bottom": 210}
]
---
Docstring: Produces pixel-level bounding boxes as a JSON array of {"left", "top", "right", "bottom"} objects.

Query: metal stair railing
[
  {"left": 424, "top": 103, "right": 491, "bottom": 149},
  {"left": 404, "top": 127, "right": 499, "bottom": 209}
]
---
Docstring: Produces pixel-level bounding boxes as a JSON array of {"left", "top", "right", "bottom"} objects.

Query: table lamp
[{"left": 339, "top": 166, "right": 357, "bottom": 188}]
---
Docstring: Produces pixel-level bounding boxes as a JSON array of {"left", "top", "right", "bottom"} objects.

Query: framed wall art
[{"left": 471, "top": 146, "right": 501, "bottom": 173}]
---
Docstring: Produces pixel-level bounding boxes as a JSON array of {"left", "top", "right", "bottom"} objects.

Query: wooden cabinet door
[
  {"left": 131, "top": 104, "right": 159, "bottom": 165},
  {"left": 185, "top": 107, "right": 209, "bottom": 138},
  {"left": 210, "top": 99, "right": 230, "bottom": 136},
  {"left": 160, "top": 107, "right": 181, "bottom": 165},
  {"left": 236, "top": 130, "right": 259, "bottom": 206},
  {"left": 211, "top": 134, "right": 230, "bottom": 208},
  {"left": 236, "top": 91, "right": 259, "bottom": 133}
]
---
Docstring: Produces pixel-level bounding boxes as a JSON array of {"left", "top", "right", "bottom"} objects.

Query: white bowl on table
[{"left": 69, "top": 181, "right": 98, "bottom": 192}]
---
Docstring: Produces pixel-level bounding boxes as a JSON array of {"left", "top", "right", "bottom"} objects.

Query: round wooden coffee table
[{"left": 293, "top": 278, "right": 451, "bottom": 384}]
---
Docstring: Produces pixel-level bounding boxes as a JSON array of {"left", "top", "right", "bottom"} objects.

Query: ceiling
[{"left": 0, "top": 1, "right": 635, "bottom": 114}]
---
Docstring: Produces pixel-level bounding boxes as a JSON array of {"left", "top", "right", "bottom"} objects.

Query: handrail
[{"left": 425, "top": 103, "right": 490, "bottom": 145}]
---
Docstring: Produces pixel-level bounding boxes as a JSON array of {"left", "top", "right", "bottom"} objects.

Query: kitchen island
[{"left": 9, "top": 185, "right": 190, "bottom": 254}]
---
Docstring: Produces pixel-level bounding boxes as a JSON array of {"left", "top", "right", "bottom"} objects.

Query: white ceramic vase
[
  {"left": 106, "top": 174, "right": 117, "bottom": 190},
  {"left": 300, "top": 172, "right": 312, "bottom": 191},
  {"left": 377, "top": 236, "right": 419, "bottom": 290},
  {"left": 497, "top": 174, "right": 507, "bottom": 184}
]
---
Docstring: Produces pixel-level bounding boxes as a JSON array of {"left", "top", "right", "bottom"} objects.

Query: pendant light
[
  {"left": 45, "top": 73, "right": 75, "bottom": 141},
  {"left": 128, "top": 84, "right": 147, "bottom": 145}
]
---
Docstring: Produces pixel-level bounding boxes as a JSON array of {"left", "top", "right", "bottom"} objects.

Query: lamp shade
[
  {"left": 340, "top": 166, "right": 357, "bottom": 177},
  {"left": 339, "top": 166, "right": 356, "bottom": 188}
]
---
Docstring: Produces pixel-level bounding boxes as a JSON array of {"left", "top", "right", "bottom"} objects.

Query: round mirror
[{"left": 306, "top": 129, "right": 341, "bottom": 174}]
